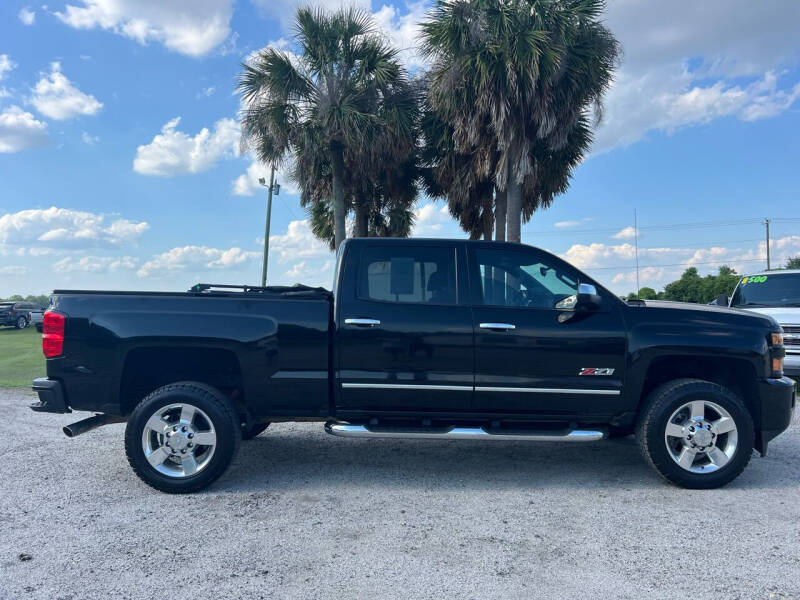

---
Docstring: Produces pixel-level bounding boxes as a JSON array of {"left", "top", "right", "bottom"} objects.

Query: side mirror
[
  {"left": 577, "top": 283, "right": 602, "bottom": 309},
  {"left": 716, "top": 293, "right": 729, "bottom": 307},
  {"left": 554, "top": 283, "right": 602, "bottom": 312}
]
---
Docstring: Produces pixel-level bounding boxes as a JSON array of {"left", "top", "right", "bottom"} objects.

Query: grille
[{"left": 783, "top": 325, "right": 800, "bottom": 349}]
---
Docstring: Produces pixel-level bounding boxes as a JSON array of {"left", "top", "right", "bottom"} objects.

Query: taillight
[{"left": 42, "top": 312, "right": 65, "bottom": 358}]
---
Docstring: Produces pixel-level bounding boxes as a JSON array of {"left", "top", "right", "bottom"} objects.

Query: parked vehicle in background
[
  {"left": 722, "top": 270, "right": 800, "bottom": 378},
  {"left": 28, "top": 308, "right": 45, "bottom": 332},
  {"left": 0, "top": 301, "right": 42, "bottom": 329},
  {"left": 30, "top": 239, "right": 794, "bottom": 493}
]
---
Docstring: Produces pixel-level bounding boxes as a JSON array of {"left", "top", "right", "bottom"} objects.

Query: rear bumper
[
  {"left": 30, "top": 377, "right": 71, "bottom": 414},
  {"left": 756, "top": 376, "right": 795, "bottom": 455}
]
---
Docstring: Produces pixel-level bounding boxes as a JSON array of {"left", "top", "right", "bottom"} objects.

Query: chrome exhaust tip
[{"left": 63, "top": 414, "right": 121, "bottom": 437}]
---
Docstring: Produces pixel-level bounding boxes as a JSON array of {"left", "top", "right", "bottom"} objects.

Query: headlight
[{"left": 771, "top": 332, "right": 784, "bottom": 346}]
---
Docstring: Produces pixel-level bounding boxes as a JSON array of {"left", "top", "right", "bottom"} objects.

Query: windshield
[{"left": 730, "top": 273, "right": 800, "bottom": 308}]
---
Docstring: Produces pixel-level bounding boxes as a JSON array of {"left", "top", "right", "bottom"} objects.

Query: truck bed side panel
[{"left": 48, "top": 293, "right": 331, "bottom": 417}]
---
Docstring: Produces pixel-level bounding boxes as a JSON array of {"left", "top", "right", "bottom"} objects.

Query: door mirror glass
[{"left": 556, "top": 283, "right": 601, "bottom": 311}]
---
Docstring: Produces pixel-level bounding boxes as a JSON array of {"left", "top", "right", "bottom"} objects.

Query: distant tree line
[
  {"left": 625, "top": 256, "right": 800, "bottom": 303},
  {"left": 0, "top": 294, "right": 50, "bottom": 306}
]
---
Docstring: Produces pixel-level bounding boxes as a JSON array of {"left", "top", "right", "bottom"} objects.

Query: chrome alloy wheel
[
  {"left": 664, "top": 399, "right": 738, "bottom": 473},
  {"left": 141, "top": 403, "right": 217, "bottom": 478}
]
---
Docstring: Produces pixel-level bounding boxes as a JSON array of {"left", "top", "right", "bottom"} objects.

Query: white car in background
[{"left": 724, "top": 270, "right": 800, "bottom": 379}]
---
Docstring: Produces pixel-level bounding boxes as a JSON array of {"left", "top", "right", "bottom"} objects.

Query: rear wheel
[
  {"left": 637, "top": 378, "right": 754, "bottom": 489},
  {"left": 15, "top": 316, "right": 27, "bottom": 329},
  {"left": 125, "top": 382, "right": 241, "bottom": 493}
]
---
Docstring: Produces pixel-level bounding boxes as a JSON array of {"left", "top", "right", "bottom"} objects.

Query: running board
[{"left": 324, "top": 421, "right": 607, "bottom": 442}]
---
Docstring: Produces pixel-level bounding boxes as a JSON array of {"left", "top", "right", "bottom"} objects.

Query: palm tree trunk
[
  {"left": 494, "top": 187, "right": 506, "bottom": 242},
  {"left": 506, "top": 171, "right": 522, "bottom": 244},
  {"left": 330, "top": 141, "right": 347, "bottom": 250},
  {"left": 482, "top": 187, "right": 493, "bottom": 240},
  {"left": 354, "top": 194, "right": 368, "bottom": 237}
]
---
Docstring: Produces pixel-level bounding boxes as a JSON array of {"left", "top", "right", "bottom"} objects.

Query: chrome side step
[{"left": 324, "top": 421, "right": 607, "bottom": 442}]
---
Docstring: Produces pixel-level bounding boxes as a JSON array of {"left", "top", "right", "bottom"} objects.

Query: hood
[
  {"left": 631, "top": 299, "right": 780, "bottom": 329},
  {"left": 738, "top": 306, "right": 800, "bottom": 326}
]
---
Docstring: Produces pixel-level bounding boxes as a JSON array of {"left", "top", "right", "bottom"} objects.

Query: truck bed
[{"left": 47, "top": 285, "right": 333, "bottom": 419}]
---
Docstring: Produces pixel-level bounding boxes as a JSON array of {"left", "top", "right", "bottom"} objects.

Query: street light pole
[{"left": 259, "top": 165, "right": 276, "bottom": 287}]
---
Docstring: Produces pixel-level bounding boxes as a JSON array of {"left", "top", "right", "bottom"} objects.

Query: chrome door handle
[
  {"left": 479, "top": 322, "right": 516, "bottom": 331},
  {"left": 344, "top": 318, "right": 381, "bottom": 327}
]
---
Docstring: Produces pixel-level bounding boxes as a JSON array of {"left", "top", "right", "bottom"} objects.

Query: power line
[
  {"left": 581, "top": 256, "right": 797, "bottom": 272},
  {"left": 528, "top": 217, "right": 768, "bottom": 236}
]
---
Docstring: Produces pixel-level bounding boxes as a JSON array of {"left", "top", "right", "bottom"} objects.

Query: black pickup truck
[{"left": 32, "top": 238, "right": 795, "bottom": 493}]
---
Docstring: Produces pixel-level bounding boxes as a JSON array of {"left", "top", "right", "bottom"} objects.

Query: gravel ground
[{"left": 1, "top": 386, "right": 798, "bottom": 600}]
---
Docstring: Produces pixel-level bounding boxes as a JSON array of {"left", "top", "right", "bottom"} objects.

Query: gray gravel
[{"left": 1, "top": 386, "right": 798, "bottom": 600}]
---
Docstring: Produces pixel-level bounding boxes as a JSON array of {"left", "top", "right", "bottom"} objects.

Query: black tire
[
  {"left": 124, "top": 381, "right": 241, "bottom": 493},
  {"left": 241, "top": 422, "right": 270, "bottom": 440},
  {"left": 35, "top": 323, "right": 43, "bottom": 333},
  {"left": 637, "top": 378, "right": 754, "bottom": 489},
  {"left": 15, "top": 316, "right": 27, "bottom": 329}
]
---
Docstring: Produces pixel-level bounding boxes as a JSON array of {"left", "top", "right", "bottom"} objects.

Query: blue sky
[{"left": 1, "top": 0, "right": 800, "bottom": 297}]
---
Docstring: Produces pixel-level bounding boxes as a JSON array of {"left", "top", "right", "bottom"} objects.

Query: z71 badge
[{"left": 579, "top": 367, "right": 615, "bottom": 376}]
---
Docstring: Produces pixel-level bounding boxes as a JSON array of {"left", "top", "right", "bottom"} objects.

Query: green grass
[{"left": 0, "top": 326, "right": 45, "bottom": 387}]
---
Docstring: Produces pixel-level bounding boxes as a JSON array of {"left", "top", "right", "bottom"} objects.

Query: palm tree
[
  {"left": 421, "top": 0, "right": 620, "bottom": 242},
  {"left": 419, "top": 98, "right": 496, "bottom": 240},
  {"left": 238, "top": 7, "right": 409, "bottom": 250}
]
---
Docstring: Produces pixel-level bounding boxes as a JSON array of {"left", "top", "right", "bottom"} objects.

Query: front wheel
[
  {"left": 124, "top": 382, "right": 241, "bottom": 493},
  {"left": 637, "top": 378, "right": 754, "bottom": 489}
]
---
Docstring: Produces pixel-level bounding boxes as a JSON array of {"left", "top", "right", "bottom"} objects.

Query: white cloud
[
  {"left": 282, "top": 258, "right": 333, "bottom": 287},
  {"left": 137, "top": 245, "right": 259, "bottom": 277},
  {"left": 412, "top": 203, "right": 451, "bottom": 237},
  {"left": 0, "top": 106, "right": 49, "bottom": 153},
  {"left": 554, "top": 221, "right": 581, "bottom": 229},
  {"left": 372, "top": 1, "right": 429, "bottom": 70},
  {"left": 595, "top": 0, "right": 800, "bottom": 154},
  {"left": 611, "top": 267, "right": 667, "bottom": 286},
  {"left": 18, "top": 7, "right": 36, "bottom": 25},
  {"left": 53, "top": 255, "right": 138, "bottom": 273},
  {"left": 231, "top": 158, "right": 300, "bottom": 197},
  {"left": 0, "top": 54, "right": 15, "bottom": 80},
  {"left": 250, "top": 0, "right": 370, "bottom": 30},
  {"left": 196, "top": 86, "right": 215, "bottom": 99},
  {"left": 54, "top": 0, "right": 234, "bottom": 57},
  {"left": 0, "top": 207, "right": 148, "bottom": 250},
  {"left": 0, "top": 265, "right": 29, "bottom": 275},
  {"left": 30, "top": 62, "right": 103, "bottom": 120},
  {"left": 612, "top": 226, "right": 638, "bottom": 240},
  {"left": 81, "top": 131, "right": 99, "bottom": 145},
  {"left": 562, "top": 235, "right": 800, "bottom": 294},
  {"left": 269, "top": 220, "right": 331, "bottom": 264},
  {"left": 133, "top": 116, "right": 238, "bottom": 176}
]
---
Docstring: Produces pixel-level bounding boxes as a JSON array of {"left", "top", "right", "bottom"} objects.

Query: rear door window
[{"left": 358, "top": 246, "right": 457, "bottom": 305}]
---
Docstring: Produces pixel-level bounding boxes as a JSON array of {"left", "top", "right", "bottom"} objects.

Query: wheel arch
[
  {"left": 119, "top": 346, "right": 246, "bottom": 419},
  {"left": 637, "top": 355, "right": 759, "bottom": 420}
]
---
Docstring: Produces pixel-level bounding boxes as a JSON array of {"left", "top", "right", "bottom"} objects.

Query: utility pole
[
  {"left": 764, "top": 218, "right": 771, "bottom": 271},
  {"left": 258, "top": 166, "right": 277, "bottom": 287},
  {"left": 634, "top": 209, "right": 640, "bottom": 298}
]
